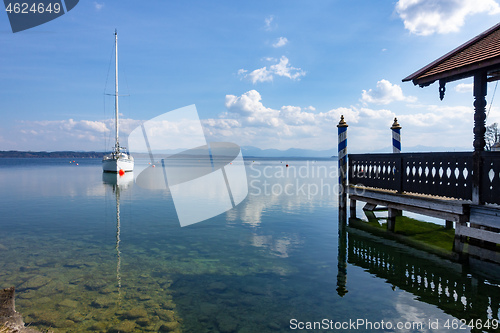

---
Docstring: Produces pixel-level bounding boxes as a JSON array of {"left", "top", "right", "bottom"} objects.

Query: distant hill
[
  {"left": 365, "top": 145, "right": 471, "bottom": 153},
  {"left": 0, "top": 145, "right": 473, "bottom": 159},
  {"left": 241, "top": 146, "right": 337, "bottom": 158},
  {"left": 0, "top": 151, "right": 105, "bottom": 158}
]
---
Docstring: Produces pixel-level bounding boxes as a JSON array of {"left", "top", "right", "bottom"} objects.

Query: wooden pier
[
  {"left": 346, "top": 152, "right": 500, "bottom": 263},
  {"left": 338, "top": 23, "right": 500, "bottom": 263}
]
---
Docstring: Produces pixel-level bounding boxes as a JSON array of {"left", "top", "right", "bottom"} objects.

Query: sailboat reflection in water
[{"left": 102, "top": 172, "right": 133, "bottom": 300}]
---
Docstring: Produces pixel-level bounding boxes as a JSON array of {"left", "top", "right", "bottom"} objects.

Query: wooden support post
[
  {"left": 350, "top": 199, "right": 357, "bottom": 218},
  {"left": 472, "top": 71, "right": 487, "bottom": 205},
  {"left": 446, "top": 220, "right": 453, "bottom": 229},
  {"left": 387, "top": 208, "right": 402, "bottom": 232},
  {"left": 337, "top": 116, "right": 348, "bottom": 211},
  {"left": 363, "top": 202, "right": 377, "bottom": 211},
  {"left": 454, "top": 222, "right": 469, "bottom": 262}
]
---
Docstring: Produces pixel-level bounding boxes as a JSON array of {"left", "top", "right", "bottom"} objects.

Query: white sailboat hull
[{"left": 102, "top": 155, "right": 134, "bottom": 173}]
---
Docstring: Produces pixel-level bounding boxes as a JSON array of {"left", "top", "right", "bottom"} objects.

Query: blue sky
[{"left": 1, "top": 0, "right": 500, "bottom": 152}]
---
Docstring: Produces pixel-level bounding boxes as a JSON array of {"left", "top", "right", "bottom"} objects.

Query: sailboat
[{"left": 102, "top": 30, "right": 134, "bottom": 173}]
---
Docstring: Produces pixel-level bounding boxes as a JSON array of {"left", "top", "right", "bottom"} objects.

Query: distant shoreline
[
  {"left": 0, "top": 151, "right": 106, "bottom": 158},
  {"left": 0, "top": 151, "right": 337, "bottom": 159}
]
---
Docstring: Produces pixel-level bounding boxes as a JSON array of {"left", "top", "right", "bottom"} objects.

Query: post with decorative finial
[
  {"left": 388, "top": 117, "right": 402, "bottom": 231},
  {"left": 391, "top": 117, "right": 402, "bottom": 154},
  {"left": 337, "top": 115, "right": 349, "bottom": 297},
  {"left": 337, "top": 115, "right": 348, "bottom": 211}
]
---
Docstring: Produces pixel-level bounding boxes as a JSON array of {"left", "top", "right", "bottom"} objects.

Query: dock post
[
  {"left": 337, "top": 115, "right": 349, "bottom": 211},
  {"left": 391, "top": 117, "right": 402, "bottom": 154},
  {"left": 350, "top": 199, "right": 357, "bottom": 218},
  {"left": 387, "top": 208, "right": 402, "bottom": 232}
]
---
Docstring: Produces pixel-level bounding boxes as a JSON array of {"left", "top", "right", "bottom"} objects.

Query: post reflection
[
  {"left": 343, "top": 222, "right": 500, "bottom": 329},
  {"left": 102, "top": 172, "right": 133, "bottom": 301}
]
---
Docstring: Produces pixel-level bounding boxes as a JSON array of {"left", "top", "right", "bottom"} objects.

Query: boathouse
[{"left": 345, "top": 22, "right": 500, "bottom": 263}]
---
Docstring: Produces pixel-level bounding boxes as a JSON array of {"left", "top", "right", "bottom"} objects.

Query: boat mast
[{"left": 114, "top": 29, "right": 119, "bottom": 152}]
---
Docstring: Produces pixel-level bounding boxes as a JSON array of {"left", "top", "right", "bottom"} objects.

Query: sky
[{"left": 1, "top": 0, "right": 500, "bottom": 153}]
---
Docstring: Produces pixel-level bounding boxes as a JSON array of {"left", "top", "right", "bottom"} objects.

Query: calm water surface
[{"left": 0, "top": 158, "right": 498, "bottom": 333}]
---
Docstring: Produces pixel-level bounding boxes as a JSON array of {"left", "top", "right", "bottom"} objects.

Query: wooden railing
[
  {"left": 348, "top": 152, "right": 500, "bottom": 205},
  {"left": 482, "top": 152, "right": 500, "bottom": 205}
]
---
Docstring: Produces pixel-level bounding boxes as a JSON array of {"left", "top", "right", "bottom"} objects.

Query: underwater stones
[
  {"left": 207, "top": 281, "right": 227, "bottom": 292},
  {"left": 199, "top": 302, "right": 218, "bottom": 316},
  {"left": 99, "top": 286, "right": 115, "bottom": 295},
  {"left": 162, "top": 299, "right": 176, "bottom": 310},
  {"left": 89, "top": 321, "right": 109, "bottom": 331},
  {"left": 156, "top": 309, "right": 175, "bottom": 322},
  {"left": 67, "top": 311, "right": 85, "bottom": 323},
  {"left": 268, "top": 321, "right": 281, "bottom": 330},
  {"left": 216, "top": 314, "right": 238, "bottom": 333},
  {"left": 241, "top": 285, "right": 266, "bottom": 295},
  {"left": 135, "top": 317, "right": 150, "bottom": 327},
  {"left": 91, "top": 297, "right": 115, "bottom": 308},
  {"left": 58, "top": 298, "right": 78, "bottom": 309},
  {"left": 63, "top": 260, "right": 85, "bottom": 268},
  {"left": 84, "top": 278, "right": 107, "bottom": 291},
  {"left": 29, "top": 310, "right": 60, "bottom": 328},
  {"left": 122, "top": 307, "right": 148, "bottom": 319},
  {"left": 109, "top": 320, "right": 136, "bottom": 333},
  {"left": 18, "top": 276, "right": 51, "bottom": 291},
  {"left": 158, "top": 321, "right": 180, "bottom": 332}
]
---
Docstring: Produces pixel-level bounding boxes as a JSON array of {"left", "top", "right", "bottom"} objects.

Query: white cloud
[
  {"left": 201, "top": 90, "right": 399, "bottom": 151},
  {"left": 264, "top": 15, "right": 275, "bottom": 31},
  {"left": 362, "top": 79, "right": 417, "bottom": 105},
  {"left": 455, "top": 83, "right": 473, "bottom": 93},
  {"left": 396, "top": 0, "right": 500, "bottom": 35},
  {"left": 272, "top": 37, "right": 288, "bottom": 48},
  {"left": 94, "top": 2, "right": 104, "bottom": 11},
  {"left": 240, "top": 56, "right": 306, "bottom": 84},
  {"left": 246, "top": 67, "right": 273, "bottom": 84},
  {"left": 7, "top": 118, "right": 142, "bottom": 151}
]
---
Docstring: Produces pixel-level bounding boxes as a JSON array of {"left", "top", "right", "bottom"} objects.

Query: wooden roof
[{"left": 403, "top": 22, "right": 500, "bottom": 87}]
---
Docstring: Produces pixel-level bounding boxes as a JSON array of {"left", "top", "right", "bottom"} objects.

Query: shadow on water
[{"left": 338, "top": 210, "right": 500, "bottom": 332}]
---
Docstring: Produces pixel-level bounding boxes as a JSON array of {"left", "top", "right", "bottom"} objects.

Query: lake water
[{"left": 0, "top": 158, "right": 499, "bottom": 333}]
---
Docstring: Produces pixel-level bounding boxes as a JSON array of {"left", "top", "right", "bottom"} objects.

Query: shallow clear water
[{"left": 0, "top": 158, "right": 498, "bottom": 333}]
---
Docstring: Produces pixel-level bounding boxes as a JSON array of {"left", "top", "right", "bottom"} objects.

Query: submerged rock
[
  {"left": 158, "top": 321, "right": 180, "bottom": 332},
  {"left": 109, "top": 320, "right": 136, "bottom": 333},
  {"left": 216, "top": 314, "right": 238, "bottom": 333},
  {"left": 122, "top": 307, "right": 148, "bottom": 319},
  {"left": 0, "top": 287, "right": 45, "bottom": 333},
  {"left": 18, "top": 276, "right": 51, "bottom": 291}
]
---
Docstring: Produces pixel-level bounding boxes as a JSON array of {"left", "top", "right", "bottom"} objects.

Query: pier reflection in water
[{"left": 337, "top": 209, "right": 500, "bottom": 332}]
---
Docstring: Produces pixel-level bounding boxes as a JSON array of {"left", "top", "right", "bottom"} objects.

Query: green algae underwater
[{"left": 0, "top": 158, "right": 499, "bottom": 333}]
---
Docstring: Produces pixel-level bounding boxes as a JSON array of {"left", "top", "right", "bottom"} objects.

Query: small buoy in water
[
  {"left": 73, "top": 160, "right": 75, "bottom": 163},
  {"left": 286, "top": 164, "right": 289, "bottom": 167},
  {"left": 152, "top": 165, "right": 155, "bottom": 168},
  {"left": 119, "top": 169, "right": 125, "bottom": 176},
  {"left": 69, "top": 161, "right": 71, "bottom": 163},
  {"left": 76, "top": 163, "right": 79, "bottom": 166}
]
